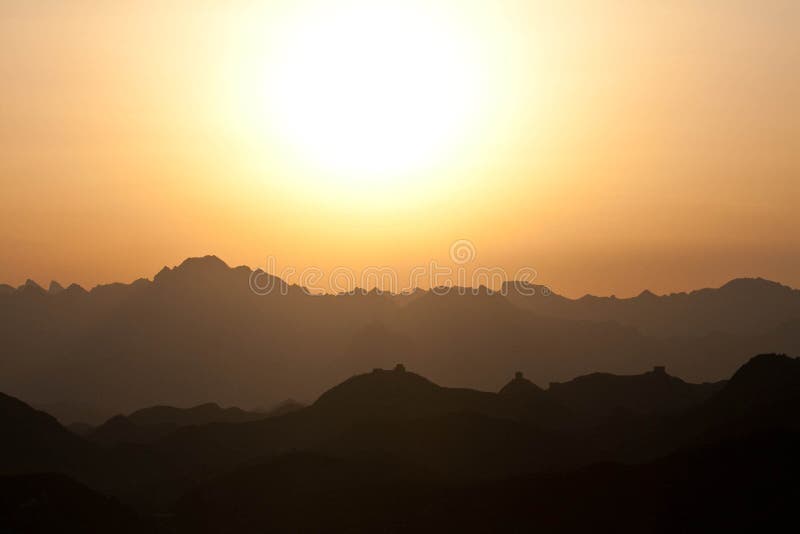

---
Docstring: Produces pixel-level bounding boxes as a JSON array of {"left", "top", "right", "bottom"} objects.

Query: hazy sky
[{"left": 1, "top": 0, "right": 798, "bottom": 297}]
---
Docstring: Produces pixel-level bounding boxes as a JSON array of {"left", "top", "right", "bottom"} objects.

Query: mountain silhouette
[
  {"left": 547, "top": 366, "right": 724, "bottom": 417},
  {"left": 504, "top": 277, "right": 800, "bottom": 337},
  {"left": 88, "top": 402, "right": 276, "bottom": 445},
  {"left": 2, "top": 255, "right": 799, "bottom": 425},
  {"left": 312, "top": 364, "right": 501, "bottom": 421},
  {"left": 1, "top": 353, "right": 799, "bottom": 532},
  {"left": 0, "top": 392, "right": 91, "bottom": 475},
  {"left": 499, "top": 371, "right": 545, "bottom": 397},
  {"left": 696, "top": 353, "right": 800, "bottom": 433},
  {"left": 47, "top": 280, "right": 65, "bottom": 294},
  {"left": 714, "top": 352, "right": 800, "bottom": 404},
  {"left": 16, "top": 278, "right": 47, "bottom": 297}
]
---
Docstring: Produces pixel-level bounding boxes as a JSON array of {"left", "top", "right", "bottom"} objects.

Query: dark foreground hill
[
  {"left": 0, "top": 353, "right": 799, "bottom": 532},
  {"left": 174, "top": 430, "right": 800, "bottom": 533},
  {"left": 0, "top": 474, "right": 145, "bottom": 534},
  {"left": 0, "top": 392, "right": 92, "bottom": 475},
  {"left": 2, "top": 256, "right": 800, "bottom": 423},
  {"left": 169, "top": 354, "right": 800, "bottom": 533}
]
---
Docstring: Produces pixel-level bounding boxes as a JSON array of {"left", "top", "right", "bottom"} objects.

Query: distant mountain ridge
[
  {"left": 6, "top": 256, "right": 797, "bottom": 337},
  {"left": 504, "top": 277, "right": 800, "bottom": 337},
  {"left": 2, "top": 255, "right": 799, "bottom": 423},
  {"left": 6, "top": 257, "right": 798, "bottom": 340},
  {"left": 5, "top": 255, "right": 796, "bottom": 311}
]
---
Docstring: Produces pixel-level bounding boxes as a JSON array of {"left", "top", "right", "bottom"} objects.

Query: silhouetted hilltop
[
  {"left": 0, "top": 392, "right": 90, "bottom": 474},
  {"left": 312, "top": 364, "right": 500, "bottom": 421},
  {"left": 547, "top": 366, "right": 724, "bottom": 417},
  {"left": 153, "top": 255, "right": 297, "bottom": 298},
  {"left": 498, "top": 371, "right": 545, "bottom": 398},
  {"left": 720, "top": 352, "right": 800, "bottom": 399},
  {"left": 153, "top": 255, "right": 242, "bottom": 288},
  {"left": 156, "top": 255, "right": 230, "bottom": 278},
  {"left": 719, "top": 276, "right": 788, "bottom": 293},
  {"left": 47, "top": 281, "right": 64, "bottom": 294},
  {"left": 17, "top": 279, "right": 46, "bottom": 297},
  {"left": 700, "top": 353, "right": 800, "bottom": 429},
  {"left": 311, "top": 365, "right": 567, "bottom": 429},
  {"left": 494, "top": 371, "right": 574, "bottom": 425},
  {"left": 63, "top": 283, "right": 88, "bottom": 297}
]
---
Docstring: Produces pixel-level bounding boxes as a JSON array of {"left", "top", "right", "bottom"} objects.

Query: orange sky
[{"left": 1, "top": 0, "right": 798, "bottom": 297}]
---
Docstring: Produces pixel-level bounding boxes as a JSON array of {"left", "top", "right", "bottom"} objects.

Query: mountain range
[
  {"left": 1, "top": 353, "right": 798, "bottom": 532},
  {"left": 2, "top": 255, "right": 799, "bottom": 424}
]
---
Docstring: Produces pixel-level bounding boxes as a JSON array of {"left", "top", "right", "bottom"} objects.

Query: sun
[{"left": 259, "top": 2, "right": 484, "bottom": 185}]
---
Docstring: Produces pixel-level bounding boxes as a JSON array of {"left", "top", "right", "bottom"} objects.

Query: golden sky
[{"left": 1, "top": 0, "right": 798, "bottom": 297}]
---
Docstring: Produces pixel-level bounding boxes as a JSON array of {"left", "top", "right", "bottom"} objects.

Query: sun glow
[{"left": 257, "top": 2, "right": 485, "bottom": 186}]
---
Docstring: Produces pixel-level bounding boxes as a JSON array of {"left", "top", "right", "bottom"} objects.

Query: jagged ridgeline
[{"left": 1, "top": 256, "right": 799, "bottom": 425}]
